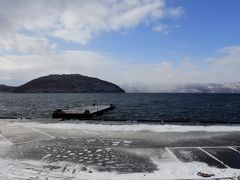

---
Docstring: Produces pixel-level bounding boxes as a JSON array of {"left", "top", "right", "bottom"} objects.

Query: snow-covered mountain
[
  {"left": 123, "top": 82, "right": 240, "bottom": 93},
  {"left": 173, "top": 82, "right": 240, "bottom": 93}
]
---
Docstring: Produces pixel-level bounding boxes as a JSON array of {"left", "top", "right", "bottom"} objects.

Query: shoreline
[
  {"left": 1, "top": 118, "right": 240, "bottom": 133},
  {"left": 2, "top": 117, "right": 240, "bottom": 126}
]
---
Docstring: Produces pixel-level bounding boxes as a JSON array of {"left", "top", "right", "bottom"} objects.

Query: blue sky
[
  {"left": 0, "top": 0, "right": 240, "bottom": 91},
  {"left": 53, "top": 0, "right": 240, "bottom": 62}
]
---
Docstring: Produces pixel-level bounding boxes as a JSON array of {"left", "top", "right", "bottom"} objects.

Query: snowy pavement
[{"left": 0, "top": 119, "right": 240, "bottom": 179}]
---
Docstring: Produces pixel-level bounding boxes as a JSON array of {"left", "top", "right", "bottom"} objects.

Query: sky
[{"left": 0, "top": 0, "right": 240, "bottom": 92}]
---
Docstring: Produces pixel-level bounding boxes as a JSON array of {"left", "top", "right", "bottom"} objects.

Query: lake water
[{"left": 0, "top": 93, "right": 240, "bottom": 123}]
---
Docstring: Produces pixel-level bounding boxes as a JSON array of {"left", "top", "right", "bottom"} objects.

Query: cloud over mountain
[
  {"left": 1, "top": 46, "right": 240, "bottom": 92},
  {"left": 0, "top": 0, "right": 239, "bottom": 92}
]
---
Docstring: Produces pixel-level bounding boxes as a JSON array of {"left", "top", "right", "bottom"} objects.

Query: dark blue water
[{"left": 0, "top": 93, "right": 240, "bottom": 123}]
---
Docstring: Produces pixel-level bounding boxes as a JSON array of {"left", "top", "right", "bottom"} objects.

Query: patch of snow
[
  {"left": 0, "top": 158, "right": 239, "bottom": 180},
  {"left": 0, "top": 142, "right": 10, "bottom": 146},
  {"left": 16, "top": 122, "right": 240, "bottom": 133},
  {"left": 42, "top": 154, "right": 51, "bottom": 159},
  {"left": 96, "top": 149, "right": 103, "bottom": 153},
  {"left": 112, "top": 141, "right": 120, "bottom": 146}
]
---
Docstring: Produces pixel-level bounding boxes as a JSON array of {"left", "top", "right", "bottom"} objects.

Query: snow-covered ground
[
  {"left": 0, "top": 157, "right": 239, "bottom": 180},
  {"left": 0, "top": 120, "right": 240, "bottom": 179},
  {"left": 11, "top": 121, "right": 240, "bottom": 133}
]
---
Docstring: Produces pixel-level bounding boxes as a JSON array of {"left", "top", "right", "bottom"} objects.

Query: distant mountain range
[
  {"left": 123, "top": 82, "right": 240, "bottom": 93},
  {"left": 0, "top": 74, "right": 125, "bottom": 93},
  {"left": 173, "top": 82, "right": 240, "bottom": 93},
  {"left": 0, "top": 75, "right": 240, "bottom": 93}
]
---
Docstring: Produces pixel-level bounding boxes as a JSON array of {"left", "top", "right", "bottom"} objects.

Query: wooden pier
[{"left": 52, "top": 104, "right": 115, "bottom": 119}]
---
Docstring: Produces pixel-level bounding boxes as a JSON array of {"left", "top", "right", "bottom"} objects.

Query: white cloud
[
  {"left": 0, "top": 0, "right": 183, "bottom": 51},
  {"left": 152, "top": 24, "right": 169, "bottom": 34},
  {"left": 0, "top": 50, "right": 117, "bottom": 85},
  {"left": 0, "top": 34, "right": 56, "bottom": 53},
  {"left": 212, "top": 46, "right": 240, "bottom": 66},
  {"left": 0, "top": 46, "right": 240, "bottom": 92},
  {"left": 166, "top": 7, "right": 184, "bottom": 18}
]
